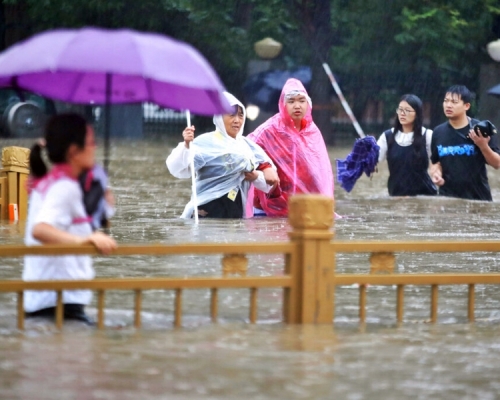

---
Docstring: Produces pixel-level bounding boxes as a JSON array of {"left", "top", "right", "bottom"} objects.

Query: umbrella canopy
[
  {"left": 243, "top": 66, "right": 311, "bottom": 113},
  {"left": 487, "top": 83, "right": 500, "bottom": 98},
  {"left": 0, "top": 27, "right": 231, "bottom": 169},
  {"left": 0, "top": 27, "right": 230, "bottom": 114}
]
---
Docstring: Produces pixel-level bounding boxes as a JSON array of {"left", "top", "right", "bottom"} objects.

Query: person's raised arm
[
  {"left": 32, "top": 223, "right": 117, "bottom": 255},
  {"left": 469, "top": 129, "right": 500, "bottom": 169},
  {"left": 182, "top": 126, "right": 195, "bottom": 148},
  {"left": 166, "top": 126, "right": 195, "bottom": 179}
]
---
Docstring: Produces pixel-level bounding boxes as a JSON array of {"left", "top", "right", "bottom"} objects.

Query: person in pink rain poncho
[{"left": 247, "top": 78, "right": 334, "bottom": 217}]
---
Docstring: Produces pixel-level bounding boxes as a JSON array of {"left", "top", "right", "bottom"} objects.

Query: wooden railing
[
  {"left": 1, "top": 194, "right": 500, "bottom": 329},
  {"left": 0, "top": 242, "right": 297, "bottom": 330},
  {"left": 331, "top": 241, "right": 500, "bottom": 323}
]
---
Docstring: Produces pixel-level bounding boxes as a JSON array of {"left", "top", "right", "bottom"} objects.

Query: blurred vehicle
[{"left": 0, "top": 88, "right": 56, "bottom": 138}]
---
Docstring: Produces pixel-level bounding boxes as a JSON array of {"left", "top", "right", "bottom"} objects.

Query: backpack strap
[{"left": 384, "top": 128, "right": 395, "bottom": 148}]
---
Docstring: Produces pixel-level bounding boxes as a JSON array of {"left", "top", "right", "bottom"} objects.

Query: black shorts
[
  {"left": 25, "top": 303, "right": 95, "bottom": 325},
  {"left": 198, "top": 190, "right": 243, "bottom": 218}
]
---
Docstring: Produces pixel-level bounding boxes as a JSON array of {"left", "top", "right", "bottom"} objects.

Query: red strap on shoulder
[{"left": 256, "top": 162, "right": 272, "bottom": 171}]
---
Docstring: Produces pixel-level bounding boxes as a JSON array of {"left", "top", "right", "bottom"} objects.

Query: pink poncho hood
[{"left": 247, "top": 78, "right": 334, "bottom": 217}]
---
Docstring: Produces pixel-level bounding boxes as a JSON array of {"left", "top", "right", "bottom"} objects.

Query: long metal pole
[
  {"left": 322, "top": 63, "right": 365, "bottom": 138},
  {"left": 186, "top": 110, "right": 199, "bottom": 224},
  {"left": 104, "top": 73, "right": 111, "bottom": 172}
]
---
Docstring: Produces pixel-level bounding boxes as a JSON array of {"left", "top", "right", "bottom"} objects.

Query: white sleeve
[
  {"left": 35, "top": 180, "right": 79, "bottom": 230},
  {"left": 377, "top": 133, "right": 388, "bottom": 163},
  {"left": 166, "top": 142, "right": 192, "bottom": 179},
  {"left": 104, "top": 201, "right": 116, "bottom": 219},
  {"left": 425, "top": 129, "right": 433, "bottom": 160},
  {"left": 252, "top": 170, "right": 273, "bottom": 193}
]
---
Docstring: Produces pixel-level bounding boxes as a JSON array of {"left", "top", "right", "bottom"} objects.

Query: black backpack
[{"left": 78, "top": 170, "right": 105, "bottom": 229}]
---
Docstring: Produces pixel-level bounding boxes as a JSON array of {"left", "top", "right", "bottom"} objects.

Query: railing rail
[
  {"left": 331, "top": 240, "right": 500, "bottom": 252},
  {"left": 333, "top": 273, "right": 500, "bottom": 285},
  {"left": 0, "top": 242, "right": 295, "bottom": 256},
  {"left": 0, "top": 276, "right": 294, "bottom": 291}
]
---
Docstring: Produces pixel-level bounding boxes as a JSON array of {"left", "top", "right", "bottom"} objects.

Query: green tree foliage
[
  {"left": 329, "top": 0, "right": 500, "bottom": 124},
  {"left": 2, "top": 0, "right": 499, "bottom": 131}
]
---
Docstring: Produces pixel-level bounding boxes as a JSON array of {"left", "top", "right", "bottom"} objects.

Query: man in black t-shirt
[{"left": 430, "top": 85, "right": 500, "bottom": 201}]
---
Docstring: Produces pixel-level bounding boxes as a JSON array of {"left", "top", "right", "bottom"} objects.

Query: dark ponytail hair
[
  {"left": 29, "top": 113, "right": 87, "bottom": 178},
  {"left": 391, "top": 94, "right": 424, "bottom": 161}
]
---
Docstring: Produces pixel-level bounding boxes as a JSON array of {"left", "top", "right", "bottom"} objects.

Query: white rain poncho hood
[{"left": 175, "top": 91, "right": 273, "bottom": 218}]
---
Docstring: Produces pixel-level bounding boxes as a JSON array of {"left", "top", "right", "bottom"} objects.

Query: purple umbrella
[{"left": 0, "top": 27, "right": 231, "bottom": 169}]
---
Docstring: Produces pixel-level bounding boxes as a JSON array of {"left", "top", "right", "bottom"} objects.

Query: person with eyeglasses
[
  {"left": 429, "top": 85, "right": 500, "bottom": 201},
  {"left": 377, "top": 94, "right": 437, "bottom": 196}
]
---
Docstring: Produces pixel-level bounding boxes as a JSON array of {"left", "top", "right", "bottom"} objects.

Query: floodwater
[{"left": 1, "top": 136, "right": 500, "bottom": 399}]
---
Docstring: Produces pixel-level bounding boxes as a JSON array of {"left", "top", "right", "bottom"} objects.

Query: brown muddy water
[{"left": 1, "top": 136, "right": 500, "bottom": 399}]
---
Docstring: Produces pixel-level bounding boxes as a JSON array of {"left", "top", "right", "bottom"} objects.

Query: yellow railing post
[
  {"left": 97, "top": 290, "right": 105, "bottom": 330},
  {"left": 468, "top": 284, "right": 475, "bottom": 322},
  {"left": 1, "top": 146, "right": 30, "bottom": 221},
  {"left": 287, "top": 194, "right": 335, "bottom": 324},
  {"left": 0, "top": 176, "right": 7, "bottom": 220}
]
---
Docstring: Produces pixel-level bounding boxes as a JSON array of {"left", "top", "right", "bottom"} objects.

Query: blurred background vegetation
[{"left": 1, "top": 0, "right": 500, "bottom": 144}]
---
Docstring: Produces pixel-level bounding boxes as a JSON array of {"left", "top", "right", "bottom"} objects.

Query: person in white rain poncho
[{"left": 166, "top": 92, "right": 279, "bottom": 219}]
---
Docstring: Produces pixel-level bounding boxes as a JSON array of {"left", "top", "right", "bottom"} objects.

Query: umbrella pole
[
  {"left": 186, "top": 110, "right": 199, "bottom": 224},
  {"left": 104, "top": 73, "right": 111, "bottom": 172}
]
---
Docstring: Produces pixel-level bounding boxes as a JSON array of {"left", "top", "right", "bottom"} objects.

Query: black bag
[
  {"left": 473, "top": 120, "right": 497, "bottom": 138},
  {"left": 78, "top": 171, "right": 104, "bottom": 217}
]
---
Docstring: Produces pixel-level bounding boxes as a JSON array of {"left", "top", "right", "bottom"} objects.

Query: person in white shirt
[
  {"left": 24, "top": 113, "right": 117, "bottom": 325},
  {"left": 377, "top": 94, "right": 437, "bottom": 196},
  {"left": 166, "top": 91, "right": 278, "bottom": 218}
]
